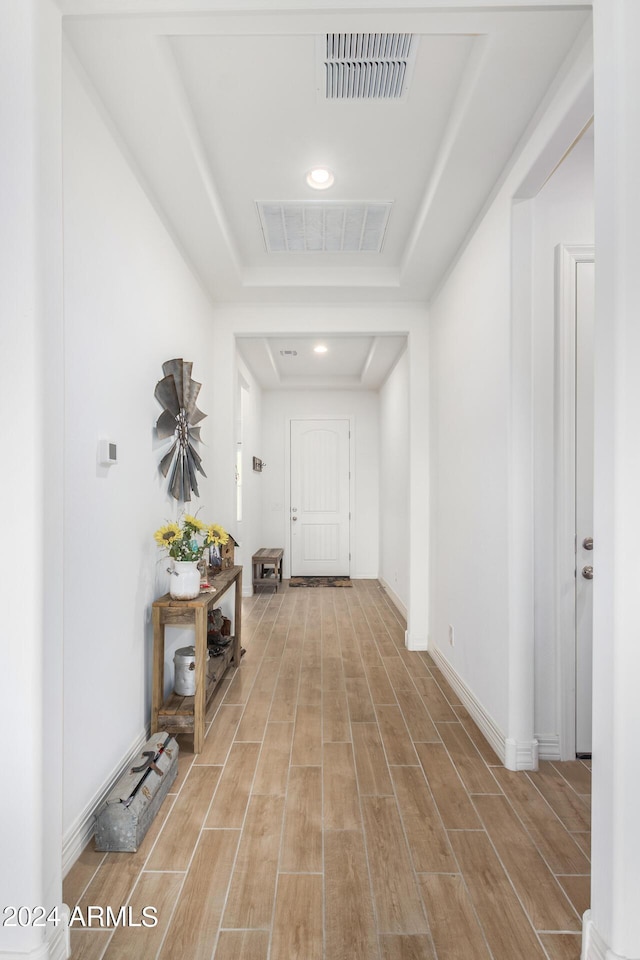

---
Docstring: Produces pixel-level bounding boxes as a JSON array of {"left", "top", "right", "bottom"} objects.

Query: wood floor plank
[
  {"left": 361, "top": 796, "right": 428, "bottom": 934},
  {"left": 222, "top": 795, "right": 284, "bottom": 929},
  {"left": 375, "top": 704, "right": 420, "bottom": 765},
  {"left": 538, "top": 933, "right": 583, "bottom": 960},
  {"left": 64, "top": 844, "right": 106, "bottom": 909},
  {"left": 234, "top": 657, "right": 281, "bottom": 740},
  {"left": 146, "top": 765, "right": 221, "bottom": 872},
  {"left": 418, "top": 874, "right": 492, "bottom": 960},
  {"left": 551, "top": 760, "right": 592, "bottom": 796},
  {"left": 346, "top": 676, "right": 377, "bottom": 722},
  {"left": 298, "top": 655, "right": 322, "bottom": 706},
  {"left": 158, "top": 829, "right": 239, "bottom": 960},
  {"left": 251, "top": 721, "right": 293, "bottom": 795},
  {"left": 323, "top": 741, "right": 361, "bottom": 829},
  {"left": 415, "top": 742, "right": 481, "bottom": 829},
  {"left": 269, "top": 655, "right": 301, "bottom": 722},
  {"left": 325, "top": 829, "right": 379, "bottom": 960},
  {"left": 352, "top": 722, "right": 394, "bottom": 795},
  {"left": 428, "top": 666, "right": 464, "bottom": 705},
  {"left": 390, "top": 765, "right": 457, "bottom": 873},
  {"left": 395, "top": 690, "right": 440, "bottom": 742},
  {"left": 448, "top": 830, "right": 548, "bottom": 960},
  {"left": 572, "top": 832, "right": 591, "bottom": 858},
  {"left": 291, "top": 703, "right": 322, "bottom": 765},
  {"left": 322, "top": 655, "right": 346, "bottom": 692},
  {"left": 379, "top": 934, "right": 435, "bottom": 959},
  {"left": 280, "top": 766, "right": 322, "bottom": 873},
  {"left": 214, "top": 930, "right": 269, "bottom": 960},
  {"left": 365, "top": 664, "right": 397, "bottom": 703},
  {"left": 205, "top": 741, "right": 260, "bottom": 828},
  {"left": 473, "top": 794, "right": 581, "bottom": 931},
  {"left": 556, "top": 875, "right": 591, "bottom": 918},
  {"left": 79, "top": 799, "right": 175, "bottom": 912},
  {"left": 383, "top": 656, "right": 418, "bottom": 696},
  {"left": 526, "top": 763, "right": 591, "bottom": 832},
  {"left": 195, "top": 704, "right": 244, "bottom": 765},
  {"left": 323, "top": 689, "right": 352, "bottom": 742},
  {"left": 101, "top": 872, "right": 182, "bottom": 960},
  {"left": 223, "top": 662, "right": 258, "bottom": 705},
  {"left": 270, "top": 874, "right": 323, "bottom": 960},
  {"left": 452, "top": 705, "right": 502, "bottom": 764},
  {"left": 436, "top": 722, "right": 501, "bottom": 794},
  {"left": 69, "top": 930, "right": 111, "bottom": 960},
  {"left": 414, "top": 677, "right": 459, "bottom": 722},
  {"left": 492, "top": 767, "right": 591, "bottom": 874}
]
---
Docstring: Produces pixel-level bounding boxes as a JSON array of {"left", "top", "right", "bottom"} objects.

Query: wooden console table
[{"left": 151, "top": 565, "right": 242, "bottom": 753}]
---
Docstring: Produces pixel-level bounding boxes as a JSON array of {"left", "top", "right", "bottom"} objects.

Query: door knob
[
  {"left": 583, "top": 537, "right": 594, "bottom": 551},
  {"left": 582, "top": 565, "right": 594, "bottom": 580}
]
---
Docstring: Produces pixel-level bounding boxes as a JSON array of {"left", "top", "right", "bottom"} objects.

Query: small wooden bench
[{"left": 252, "top": 548, "right": 284, "bottom": 593}]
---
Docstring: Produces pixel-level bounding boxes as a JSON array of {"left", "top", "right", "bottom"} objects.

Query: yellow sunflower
[
  {"left": 153, "top": 522, "right": 181, "bottom": 547},
  {"left": 184, "top": 514, "right": 206, "bottom": 531},
  {"left": 207, "top": 523, "right": 229, "bottom": 546}
]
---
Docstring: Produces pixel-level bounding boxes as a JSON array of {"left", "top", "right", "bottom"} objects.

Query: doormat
[{"left": 289, "top": 576, "right": 352, "bottom": 588}]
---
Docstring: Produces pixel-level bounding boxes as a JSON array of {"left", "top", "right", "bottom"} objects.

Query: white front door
[
  {"left": 575, "top": 260, "right": 595, "bottom": 755},
  {"left": 290, "top": 419, "right": 350, "bottom": 576}
]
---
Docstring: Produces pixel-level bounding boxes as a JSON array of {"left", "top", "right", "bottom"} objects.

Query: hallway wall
[
  {"left": 531, "top": 135, "right": 594, "bottom": 749},
  {"left": 62, "top": 53, "right": 218, "bottom": 855},
  {"left": 379, "top": 348, "right": 410, "bottom": 613}
]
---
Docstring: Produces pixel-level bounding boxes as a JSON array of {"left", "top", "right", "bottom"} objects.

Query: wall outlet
[{"left": 448, "top": 624, "right": 455, "bottom": 646}]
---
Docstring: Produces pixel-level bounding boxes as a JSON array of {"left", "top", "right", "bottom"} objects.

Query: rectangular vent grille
[
  {"left": 257, "top": 201, "right": 392, "bottom": 254},
  {"left": 324, "top": 33, "right": 414, "bottom": 99}
]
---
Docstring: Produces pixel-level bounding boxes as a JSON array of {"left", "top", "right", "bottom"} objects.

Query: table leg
[
  {"left": 233, "top": 568, "right": 243, "bottom": 667},
  {"left": 151, "top": 607, "right": 164, "bottom": 735},
  {"left": 194, "top": 606, "right": 207, "bottom": 753}
]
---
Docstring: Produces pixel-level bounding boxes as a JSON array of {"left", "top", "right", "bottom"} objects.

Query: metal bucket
[{"left": 174, "top": 646, "right": 196, "bottom": 696}]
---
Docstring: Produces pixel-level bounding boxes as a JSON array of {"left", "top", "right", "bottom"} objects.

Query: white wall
[
  {"left": 379, "top": 349, "right": 410, "bottom": 613},
  {"left": 236, "top": 356, "right": 264, "bottom": 595},
  {"left": 531, "top": 136, "right": 594, "bottom": 746},
  {"left": 1, "top": 2, "right": 66, "bottom": 954},
  {"left": 62, "top": 54, "right": 219, "bottom": 850},
  {"left": 429, "top": 28, "right": 593, "bottom": 754},
  {"left": 261, "top": 390, "right": 380, "bottom": 579}
]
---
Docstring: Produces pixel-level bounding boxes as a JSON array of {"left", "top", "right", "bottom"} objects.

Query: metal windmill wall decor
[{"left": 155, "top": 358, "right": 207, "bottom": 501}]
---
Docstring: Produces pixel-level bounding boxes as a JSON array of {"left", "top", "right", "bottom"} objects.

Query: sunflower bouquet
[{"left": 154, "top": 514, "right": 229, "bottom": 562}]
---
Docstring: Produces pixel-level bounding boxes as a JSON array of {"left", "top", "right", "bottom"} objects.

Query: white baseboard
[
  {"left": 505, "top": 737, "right": 539, "bottom": 771},
  {"left": 536, "top": 734, "right": 561, "bottom": 761},
  {"left": 378, "top": 577, "right": 407, "bottom": 620},
  {"left": 0, "top": 914, "right": 69, "bottom": 960},
  {"left": 581, "top": 911, "right": 627, "bottom": 960},
  {"left": 429, "top": 645, "right": 506, "bottom": 765},
  {"left": 62, "top": 728, "right": 149, "bottom": 876},
  {"left": 405, "top": 631, "right": 428, "bottom": 651}
]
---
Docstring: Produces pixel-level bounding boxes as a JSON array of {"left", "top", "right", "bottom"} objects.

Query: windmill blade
[
  {"left": 182, "top": 451, "right": 191, "bottom": 502},
  {"left": 169, "top": 451, "right": 182, "bottom": 501},
  {"left": 162, "top": 359, "right": 186, "bottom": 409},
  {"left": 159, "top": 440, "right": 178, "bottom": 478},
  {"left": 154, "top": 375, "right": 180, "bottom": 417},
  {"left": 187, "top": 441, "right": 207, "bottom": 476},
  {"left": 186, "top": 445, "right": 200, "bottom": 498},
  {"left": 184, "top": 378, "right": 201, "bottom": 418},
  {"left": 190, "top": 404, "right": 207, "bottom": 426},
  {"left": 156, "top": 409, "right": 177, "bottom": 440}
]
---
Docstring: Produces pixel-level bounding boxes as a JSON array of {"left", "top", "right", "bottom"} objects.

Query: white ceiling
[{"left": 61, "top": 1, "right": 591, "bottom": 387}]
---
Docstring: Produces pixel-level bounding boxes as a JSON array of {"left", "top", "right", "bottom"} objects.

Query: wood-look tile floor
[{"left": 65, "top": 581, "right": 591, "bottom": 960}]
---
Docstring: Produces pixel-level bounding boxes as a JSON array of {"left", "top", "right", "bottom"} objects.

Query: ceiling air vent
[
  {"left": 257, "top": 201, "right": 392, "bottom": 254},
  {"left": 279, "top": 350, "right": 298, "bottom": 357},
  {"left": 323, "top": 33, "right": 416, "bottom": 100}
]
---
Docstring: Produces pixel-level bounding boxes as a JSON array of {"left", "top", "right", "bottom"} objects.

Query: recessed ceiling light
[
  {"left": 306, "top": 167, "right": 335, "bottom": 190},
  {"left": 314, "top": 344, "right": 328, "bottom": 354}
]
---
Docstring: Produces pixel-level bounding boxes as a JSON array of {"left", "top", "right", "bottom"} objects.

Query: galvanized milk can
[{"left": 174, "top": 646, "right": 196, "bottom": 696}]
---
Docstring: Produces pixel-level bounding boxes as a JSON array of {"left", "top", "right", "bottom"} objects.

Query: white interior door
[
  {"left": 290, "top": 419, "right": 350, "bottom": 576},
  {"left": 575, "top": 259, "right": 595, "bottom": 755}
]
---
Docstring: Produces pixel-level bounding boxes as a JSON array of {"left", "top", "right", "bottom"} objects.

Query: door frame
[
  {"left": 285, "top": 415, "right": 355, "bottom": 579},
  {"left": 555, "top": 243, "right": 595, "bottom": 760}
]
